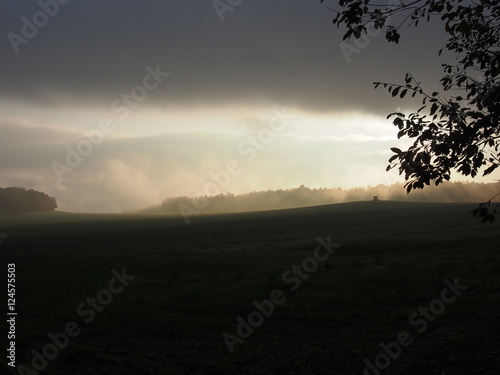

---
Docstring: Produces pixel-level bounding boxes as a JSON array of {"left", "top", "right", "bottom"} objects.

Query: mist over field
[{"left": 136, "top": 181, "right": 500, "bottom": 215}]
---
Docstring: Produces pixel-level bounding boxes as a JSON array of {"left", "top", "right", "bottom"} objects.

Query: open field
[{"left": 0, "top": 201, "right": 499, "bottom": 374}]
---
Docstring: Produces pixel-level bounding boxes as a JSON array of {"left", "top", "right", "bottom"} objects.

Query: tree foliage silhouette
[
  {"left": 0, "top": 187, "right": 57, "bottom": 213},
  {"left": 324, "top": 0, "right": 500, "bottom": 221}
]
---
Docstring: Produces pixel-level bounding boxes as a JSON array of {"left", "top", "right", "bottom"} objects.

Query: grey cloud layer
[{"left": 1, "top": 0, "right": 448, "bottom": 114}]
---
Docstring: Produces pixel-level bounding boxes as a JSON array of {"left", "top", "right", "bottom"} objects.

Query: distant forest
[
  {"left": 138, "top": 181, "right": 500, "bottom": 215},
  {"left": 0, "top": 187, "right": 57, "bottom": 213}
]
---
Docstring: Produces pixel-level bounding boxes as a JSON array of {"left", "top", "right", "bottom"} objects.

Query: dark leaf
[{"left": 389, "top": 154, "right": 399, "bottom": 162}]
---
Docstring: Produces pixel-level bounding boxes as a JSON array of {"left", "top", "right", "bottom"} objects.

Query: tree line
[{"left": 136, "top": 181, "right": 500, "bottom": 215}]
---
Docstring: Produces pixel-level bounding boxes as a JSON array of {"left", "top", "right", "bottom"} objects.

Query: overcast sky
[{"left": 0, "top": 0, "right": 492, "bottom": 212}]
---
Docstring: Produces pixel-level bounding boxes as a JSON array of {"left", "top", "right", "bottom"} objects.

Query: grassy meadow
[{"left": 0, "top": 201, "right": 499, "bottom": 374}]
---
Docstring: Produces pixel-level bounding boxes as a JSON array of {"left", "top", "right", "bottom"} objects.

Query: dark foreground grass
[{"left": 0, "top": 201, "right": 499, "bottom": 374}]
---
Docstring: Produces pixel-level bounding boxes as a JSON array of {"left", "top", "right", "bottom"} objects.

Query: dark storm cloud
[{"left": 0, "top": 0, "right": 448, "bottom": 114}]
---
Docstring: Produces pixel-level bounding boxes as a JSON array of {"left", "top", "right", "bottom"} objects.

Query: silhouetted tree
[
  {"left": 325, "top": 0, "right": 500, "bottom": 221},
  {"left": 0, "top": 187, "right": 57, "bottom": 213}
]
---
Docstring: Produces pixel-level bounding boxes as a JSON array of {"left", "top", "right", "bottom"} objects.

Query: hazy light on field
[{"left": 0, "top": 106, "right": 412, "bottom": 213}]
